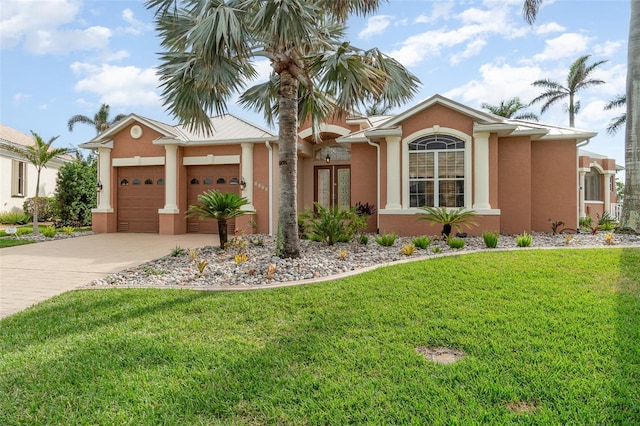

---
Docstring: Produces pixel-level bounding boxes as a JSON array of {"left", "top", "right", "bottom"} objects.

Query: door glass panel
[
  {"left": 317, "top": 169, "right": 331, "bottom": 209},
  {"left": 337, "top": 168, "right": 350, "bottom": 209}
]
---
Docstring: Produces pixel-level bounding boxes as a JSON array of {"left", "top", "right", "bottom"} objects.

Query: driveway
[{"left": 0, "top": 233, "right": 216, "bottom": 319}]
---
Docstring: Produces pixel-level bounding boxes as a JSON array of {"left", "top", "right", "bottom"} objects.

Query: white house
[{"left": 0, "top": 124, "right": 71, "bottom": 214}]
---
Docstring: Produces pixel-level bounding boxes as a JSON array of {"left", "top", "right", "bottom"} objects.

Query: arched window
[
  {"left": 120, "top": 179, "right": 129, "bottom": 186},
  {"left": 132, "top": 179, "right": 141, "bottom": 185},
  {"left": 190, "top": 178, "right": 200, "bottom": 185},
  {"left": 585, "top": 168, "right": 602, "bottom": 201},
  {"left": 144, "top": 178, "right": 153, "bottom": 185},
  {"left": 216, "top": 178, "right": 226, "bottom": 184},
  {"left": 408, "top": 134, "right": 465, "bottom": 208},
  {"left": 203, "top": 177, "right": 213, "bottom": 185}
]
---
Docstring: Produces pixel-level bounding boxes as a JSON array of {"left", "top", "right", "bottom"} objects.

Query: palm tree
[
  {"left": 531, "top": 55, "right": 607, "bottom": 128},
  {"left": 417, "top": 206, "right": 478, "bottom": 237},
  {"left": 67, "top": 104, "right": 127, "bottom": 134},
  {"left": 524, "top": 0, "right": 639, "bottom": 233},
  {"left": 0, "top": 132, "right": 71, "bottom": 235},
  {"left": 481, "top": 97, "right": 539, "bottom": 121},
  {"left": 186, "top": 190, "right": 255, "bottom": 248},
  {"left": 604, "top": 94, "right": 626, "bottom": 135},
  {"left": 146, "top": 0, "right": 420, "bottom": 257}
]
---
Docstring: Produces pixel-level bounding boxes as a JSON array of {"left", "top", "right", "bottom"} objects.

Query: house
[
  {"left": 0, "top": 124, "right": 70, "bottom": 214},
  {"left": 578, "top": 149, "right": 623, "bottom": 222},
  {"left": 80, "top": 94, "right": 617, "bottom": 237}
]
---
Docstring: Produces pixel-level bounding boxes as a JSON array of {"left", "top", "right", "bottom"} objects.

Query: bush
[
  {"left": 416, "top": 206, "right": 478, "bottom": 237},
  {"left": 359, "top": 234, "right": 369, "bottom": 245},
  {"left": 597, "top": 211, "right": 617, "bottom": 231},
  {"left": 447, "top": 237, "right": 465, "bottom": 249},
  {"left": 516, "top": 232, "right": 533, "bottom": 247},
  {"left": 482, "top": 231, "right": 499, "bottom": 248},
  {"left": 41, "top": 225, "right": 57, "bottom": 238},
  {"left": 54, "top": 158, "right": 97, "bottom": 227},
  {"left": 375, "top": 233, "right": 397, "bottom": 247},
  {"left": 0, "top": 211, "right": 31, "bottom": 225},
  {"left": 412, "top": 236, "right": 432, "bottom": 250},
  {"left": 23, "top": 197, "right": 57, "bottom": 222},
  {"left": 400, "top": 243, "right": 415, "bottom": 256},
  {"left": 299, "top": 204, "right": 360, "bottom": 245}
]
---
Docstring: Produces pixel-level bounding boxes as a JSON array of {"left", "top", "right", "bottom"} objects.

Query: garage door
[
  {"left": 187, "top": 164, "right": 240, "bottom": 234},
  {"left": 117, "top": 166, "right": 165, "bottom": 233}
]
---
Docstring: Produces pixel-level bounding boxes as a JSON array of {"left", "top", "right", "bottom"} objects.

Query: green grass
[
  {"left": 1, "top": 249, "right": 638, "bottom": 424},
  {"left": 0, "top": 238, "right": 35, "bottom": 248}
]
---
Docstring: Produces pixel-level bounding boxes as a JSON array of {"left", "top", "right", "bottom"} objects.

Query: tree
[
  {"left": 147, "top": 0, "right": 420, "bottom": 257},
  {"left": 54, "top": 156, "right": 97, "bottom": 227},
  {"left": 531, "top": 55, "right": 607, "bottom": 128},
  {"left": 67, "top": 104, "right": 127, "bottom": 134},
  {"left": 0, "top": 132, "right": 71, "bottom": 235},
  {"left": 481, "top": 97, "right": 539, "bottom": 121},
  {"left": 186, "top": 190, "right": 254, "bottom": 248},
  {"left": 523, "top": 0, "right": 639, "bottom": 233},
  {"left": 604, "top": 94, "right": 626, "bottom": 135}
]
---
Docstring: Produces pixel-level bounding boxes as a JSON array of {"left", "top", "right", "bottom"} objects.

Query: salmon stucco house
[{"left": 81, "top": 94, "right": 615, "bottom": 237}]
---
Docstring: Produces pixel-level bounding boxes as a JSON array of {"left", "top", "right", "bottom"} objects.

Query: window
[
  {"left": 11, "top": 160, "right": 26, "bottom": 197},
  {"left": 409, "top": 135, "right": 465, "bottom": 208},
  {"left": 585, "top": 168, "right": 602, "bottom": 201}
]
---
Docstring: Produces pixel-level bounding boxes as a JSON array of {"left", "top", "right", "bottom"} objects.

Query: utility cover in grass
[{"left": 416, "top": 346, "right": 465, "bottom": 364}]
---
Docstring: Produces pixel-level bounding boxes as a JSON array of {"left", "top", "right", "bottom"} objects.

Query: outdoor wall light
[
  {"left": 96, "top": 181, "right": 103, "bottom": 192},
  {"left": 240, "top": 177, "right": 247, "bottom": 191},
  {"left": 325, "top": 154, "right": 331, "bottom": 163}
]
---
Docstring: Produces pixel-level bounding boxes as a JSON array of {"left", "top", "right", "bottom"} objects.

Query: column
[
  {"left": 241, "top": 142, "right": 255, "bottom": 210},
  {"left": 160, "top": 144, "right": 179, "bottom": 213},
  {"left": 579, "top": 170, "right": 586, "bottom": 218},
  {"left": 385, "top": 136, "right": 401, "bottom": 209},
  {"left": 473, "top": 132, "right": 491, "bottom": 210},
  {"left": 603, "top": 172, "right": 613, "bottom": 216},
  {"left": 96, "top": 147, "right": 113, "bottom": 212}
]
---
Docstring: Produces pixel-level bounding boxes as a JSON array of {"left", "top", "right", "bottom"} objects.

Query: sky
[{"left": 0, "top": 0, "right": 631, "bottom": 169}]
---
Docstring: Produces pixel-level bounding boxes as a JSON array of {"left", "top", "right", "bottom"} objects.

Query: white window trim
[
  {"left": 400, "top": 127, "right": 472, "bottom": 211},
  {"left": 11, "top": 159, "right": 26, "bottom": 197}
]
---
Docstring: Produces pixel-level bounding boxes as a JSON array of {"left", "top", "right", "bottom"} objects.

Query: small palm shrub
[
  {"left": 0, "top": 211, "right": 31, "bottom": 225},
  {"left": 579, "top": 216, "right": 592, "bottom": 232},
  {"left": 359, "top": 234, "right": 369, "bottom": 245},
  {"left": 482, "top": 231, "right": 499, "bottom": 248},
  {"left": 299, "top": 204, "right": 359, "bottom": 245},
  {"left": 412, "top": 236, "right": 432, "bottom": 250},
  {"left": 516, "top": 232, "right": 533, "bottom": 247},
  {"left": 61, "top": 226, "right": 75, "bottom": 235},
  {"left": 417, "top": 206, "right": 478, "bottom": 237},
  {"left": 598, "top": 211, "right": 617, "bottom": 231},
  {"left": 171, "top": 246, "right": 187, "bottom": 257},
  {"left": 41, "top": 225, "right": 57, "bottom": 238},
  {"left": 401, "top": 243, "right": 415, "bottom": 256},
  {"left": 447, "top": 237, "right": 465, "bottom": 249},
  {"left": 375, "top": 233, "right": 397, "bottom": 247}
]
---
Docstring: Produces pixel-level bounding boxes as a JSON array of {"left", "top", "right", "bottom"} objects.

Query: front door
[{"left": 315, "top": 166, "right": 351, "bottom": 210}]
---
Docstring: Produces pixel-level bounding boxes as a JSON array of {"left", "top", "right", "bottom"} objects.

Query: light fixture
[
  {"left": 325, "top": 154, "right": 331, "bottom": 163},
  {"left": 240, "top": 177, "right": 247, "bottom": 191},
  {"left": 96, "top": 181, "right": 103, "bottom": 192}
]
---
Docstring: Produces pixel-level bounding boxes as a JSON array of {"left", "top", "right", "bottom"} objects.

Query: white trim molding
[
  {"left": 183, "top": 154, "right": 240, "bottom": 165},
  {"left": 112, "top": 156, "right": 165, "bottom": 167}
]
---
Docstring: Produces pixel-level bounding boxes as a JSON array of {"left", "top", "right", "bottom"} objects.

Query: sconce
[
  {"left": 96, "top": 181, "right": 103, "bottom": 192},
  {"left": 240, "top": 177, "right": 247, "bottom": 191},
  {"left": 325, "top": 154, "right": 331, "bottom": 163}
]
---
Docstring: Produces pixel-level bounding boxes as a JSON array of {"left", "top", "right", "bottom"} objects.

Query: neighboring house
[
  {"left": 81, "top": 94, "right": 616, "bottom": 236},
  {"left": 0, "top": 124, "right": 70, "bottom": 213},
  {"left": 578, "top": 149, "right": 623, "bottom": 221}
]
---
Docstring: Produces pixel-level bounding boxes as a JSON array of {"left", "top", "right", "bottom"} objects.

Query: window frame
[
  {"left": 584, "top": 167, "right": 603, "bottom": 202},
  {"left": 11, "top": 159, "right": 27, "bottom": 197}
]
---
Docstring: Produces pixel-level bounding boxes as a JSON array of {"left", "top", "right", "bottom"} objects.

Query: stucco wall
[{"left": 498, "top": 136, "right": 532, "bottom": 234}]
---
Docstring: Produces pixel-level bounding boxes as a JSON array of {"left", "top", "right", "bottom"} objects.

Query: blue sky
[{"left": 0, "top": 0, "right": 630, "bottom": 167}]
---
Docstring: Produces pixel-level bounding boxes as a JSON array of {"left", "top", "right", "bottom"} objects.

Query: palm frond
[{"left": 522, "top": 0, "right": 543, "bottom": 24}]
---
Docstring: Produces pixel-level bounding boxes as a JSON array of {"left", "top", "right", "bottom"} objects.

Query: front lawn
[
  {"left": 0, "top": 238, "right": 34, "bottom": 248},
  {"left": 1, "top": 249, "right": 638, "bottom": 424}
]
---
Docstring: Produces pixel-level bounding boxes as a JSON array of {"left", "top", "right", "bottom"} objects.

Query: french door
[{"left": 315, "top": 165, "right": 351, "bottom": 210}]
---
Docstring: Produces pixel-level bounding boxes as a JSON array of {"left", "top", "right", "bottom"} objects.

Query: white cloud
[
  {"left": 71, "top": 62, "right": 161, "bottom": 108},
  {"left": 12, "top": 92, "right": 31, "bottom": 103},
  {"left": 415, "top": 1, "right": 454, "bottom": 24},
  {"left": 534, "top": 22, "right": 566, "bottom": 34},
  {"left": 358, "top": 15, "right": 393, "bottom": 39},
  {"left": 121, "top": 8, "right": 153, "bottom": 36},
  {"left": 450, "top": 39, "right": 487, "bottom": 65},
  {"left": 533, "top": 33, "right": 591, "bottom": 62},
  {"left": 593, "top": 40, "right": 624, "bottom": 58},
  {"left": 26, "top": 26, "right": 111, "bottom": 55}
]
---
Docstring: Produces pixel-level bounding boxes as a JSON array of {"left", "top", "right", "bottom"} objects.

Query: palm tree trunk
[
  {"left": 569, "top": 93, "right": 575, "bottom": 127},
  {"left": 277, "top": 70, "right": 301, "bottom": 258},
  {"left": 33, "top": 168, "right": 41, "bottom": 236},
  {"left": 620, "top": 0, "right": 640, "bottom": 234},
  {"left": 218, "top": 219, "right": 228, "bottom": 248}
]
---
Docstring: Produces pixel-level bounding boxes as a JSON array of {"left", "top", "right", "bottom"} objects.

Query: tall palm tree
[
  {"left": 604, "top": 94, "right": 626, "bottom": 135},
  {"left": 481, "top": 97, "right": 539, "bottom": 121},
  {"left": 524, "top": 0, "right": 639, "bottom": 233},
  {"left": 67, "top": 104, "right": 127, "bottom": 134},
  {"left": 146, "top": 0, "right": 420, "bottom": 257},
  {"left": 531, "top": 55, "right": 607, "bottom": 128},
  {"left": 0, "top": 132, "right": 71, "bottom": 235}
]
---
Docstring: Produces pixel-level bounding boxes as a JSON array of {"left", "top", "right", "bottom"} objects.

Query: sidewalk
[{"left": 0, "top": 233, "right": 216, "bottom": 319}]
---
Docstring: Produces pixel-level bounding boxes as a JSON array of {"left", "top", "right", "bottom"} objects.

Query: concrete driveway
[{"left": 0, "top": 233, "right": 216, "bottom": 319}]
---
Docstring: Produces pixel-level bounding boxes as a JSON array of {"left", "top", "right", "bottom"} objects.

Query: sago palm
[
  {"left": 481, "top": 97, "right": 539, "bottom": 121},
  {"left": 146, "top": 0, "right": 420, "bottom": 257},
  {"left": 186, "top": 190, "right": 254, "bottom": 248},
  {"left": 0, "top": 132, "right": 71, "bottom": 235},
  {"left": 417, "top": 206, "right": 478, "bottom": 237},
  {"left": 67, "top": 104, "right": 127, "bottom": 134},
  {"left": 530, "top": 54, "right": 607, "bottom": 127}
]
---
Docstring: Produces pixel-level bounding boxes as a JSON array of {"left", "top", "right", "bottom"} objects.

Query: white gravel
[{"left": 83, "top": 232, "right": 640, "bottom": 289}]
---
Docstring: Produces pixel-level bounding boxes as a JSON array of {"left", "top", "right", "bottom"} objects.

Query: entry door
[{"left": 315, "top": 166, "right": 351, "bottom": 210}]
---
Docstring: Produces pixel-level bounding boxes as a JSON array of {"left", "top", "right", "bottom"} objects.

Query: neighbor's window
[
  {"left": 409, "top": 134, "right": 465, "bottom": 208},
  {"left": 11, "top": 160, "right": 26, "bottom": 197},
  {"left": 585, "top": 168, "right": 602, "bottom": 201}
]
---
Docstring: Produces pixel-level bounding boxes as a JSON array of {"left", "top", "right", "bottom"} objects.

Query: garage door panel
[
  {"left": 187, "top": 165, "right": 239, "bottom": 234},
  {"left": 117, "top": 166, "right": 164, "bottom": 233}
]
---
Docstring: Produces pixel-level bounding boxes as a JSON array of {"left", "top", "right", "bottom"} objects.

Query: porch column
[
  {"left": 603, "top": 171, "right": 613, "bottom": 216},
  {"left": 385, "top": 136, "right": 401, "bottom": 209},
  {"left": 579, "top": 170, "right": 586, "bottom": 217},
  {"left": 472, "top": 131, "right": 491, "bottom": 210},
  {"left": 241, "top": 142, "right": 255, "bottom": 210},
  {"left": 161, "top": 144, "right": 179, "bottom": 213},
  {"left": 96, "top": 147, "right": 113, "bottom": 212}
]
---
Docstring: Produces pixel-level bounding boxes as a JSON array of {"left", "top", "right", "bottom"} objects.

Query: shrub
[
  {"left": 359, "top": 234, "right": 369, "bottom": 245},
  {"left": 299, "top": 203, "right": 359, "bottom": 245},
  {"left": 375, "top": 233, "right": 397, "bottom": 247},
  {"left": 23, "top": 197, "right": 57, "bottom": 222},
  {"left": 338, "top": 249, "right": 348, "bottom": 260},
  {"left": 41, "top": 225, "right": 57, "bottom": 238},
  {"left": 54, "top": 158, "right": 97, "bottom": 227},
  {"left": 604, "top": 232, "right": 614, "bottom": 245},
  {"left": 17, "top": 227, "right": 32, "bottom": 236},
  {"left": 516, "top": 232, "right": 533, "bottom": 247},
  {"left": 597, "top": 211, "right": 617, "bottom": 231},
  {"left": 354, "top": 202, "right": 376, "bottom": 217},
  {"left": 447, "top": 237, "right": 465, "bottom": 249},
  {"left": 412, "top": 236, "right": 432, "bottom": 250},
  {"left": 61, "top": 226, "right": 75, "bottom": 235},
  {"left": 432, "top": 246, "right": 442, "bottom": 254},
  {"left": 416, "top": 206, "right": 478, "bottom": 237},
  {"left": 170, "top": 246, "right": 187, "bottom": 257},
  {"left": 0, "top": 211, "right": 31, "bottom": 225},
  {"left": 482, "top": 231, "right": 499, "bottom": 248},
  {"left": 401, "top": 243, "right": 415, "bottom": 256},
  {"left": 549, "top": 219, "right": 564, "bottom": 235},
  {"left": 579, "top": 216, "right": 592, "bottom": 230}
]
